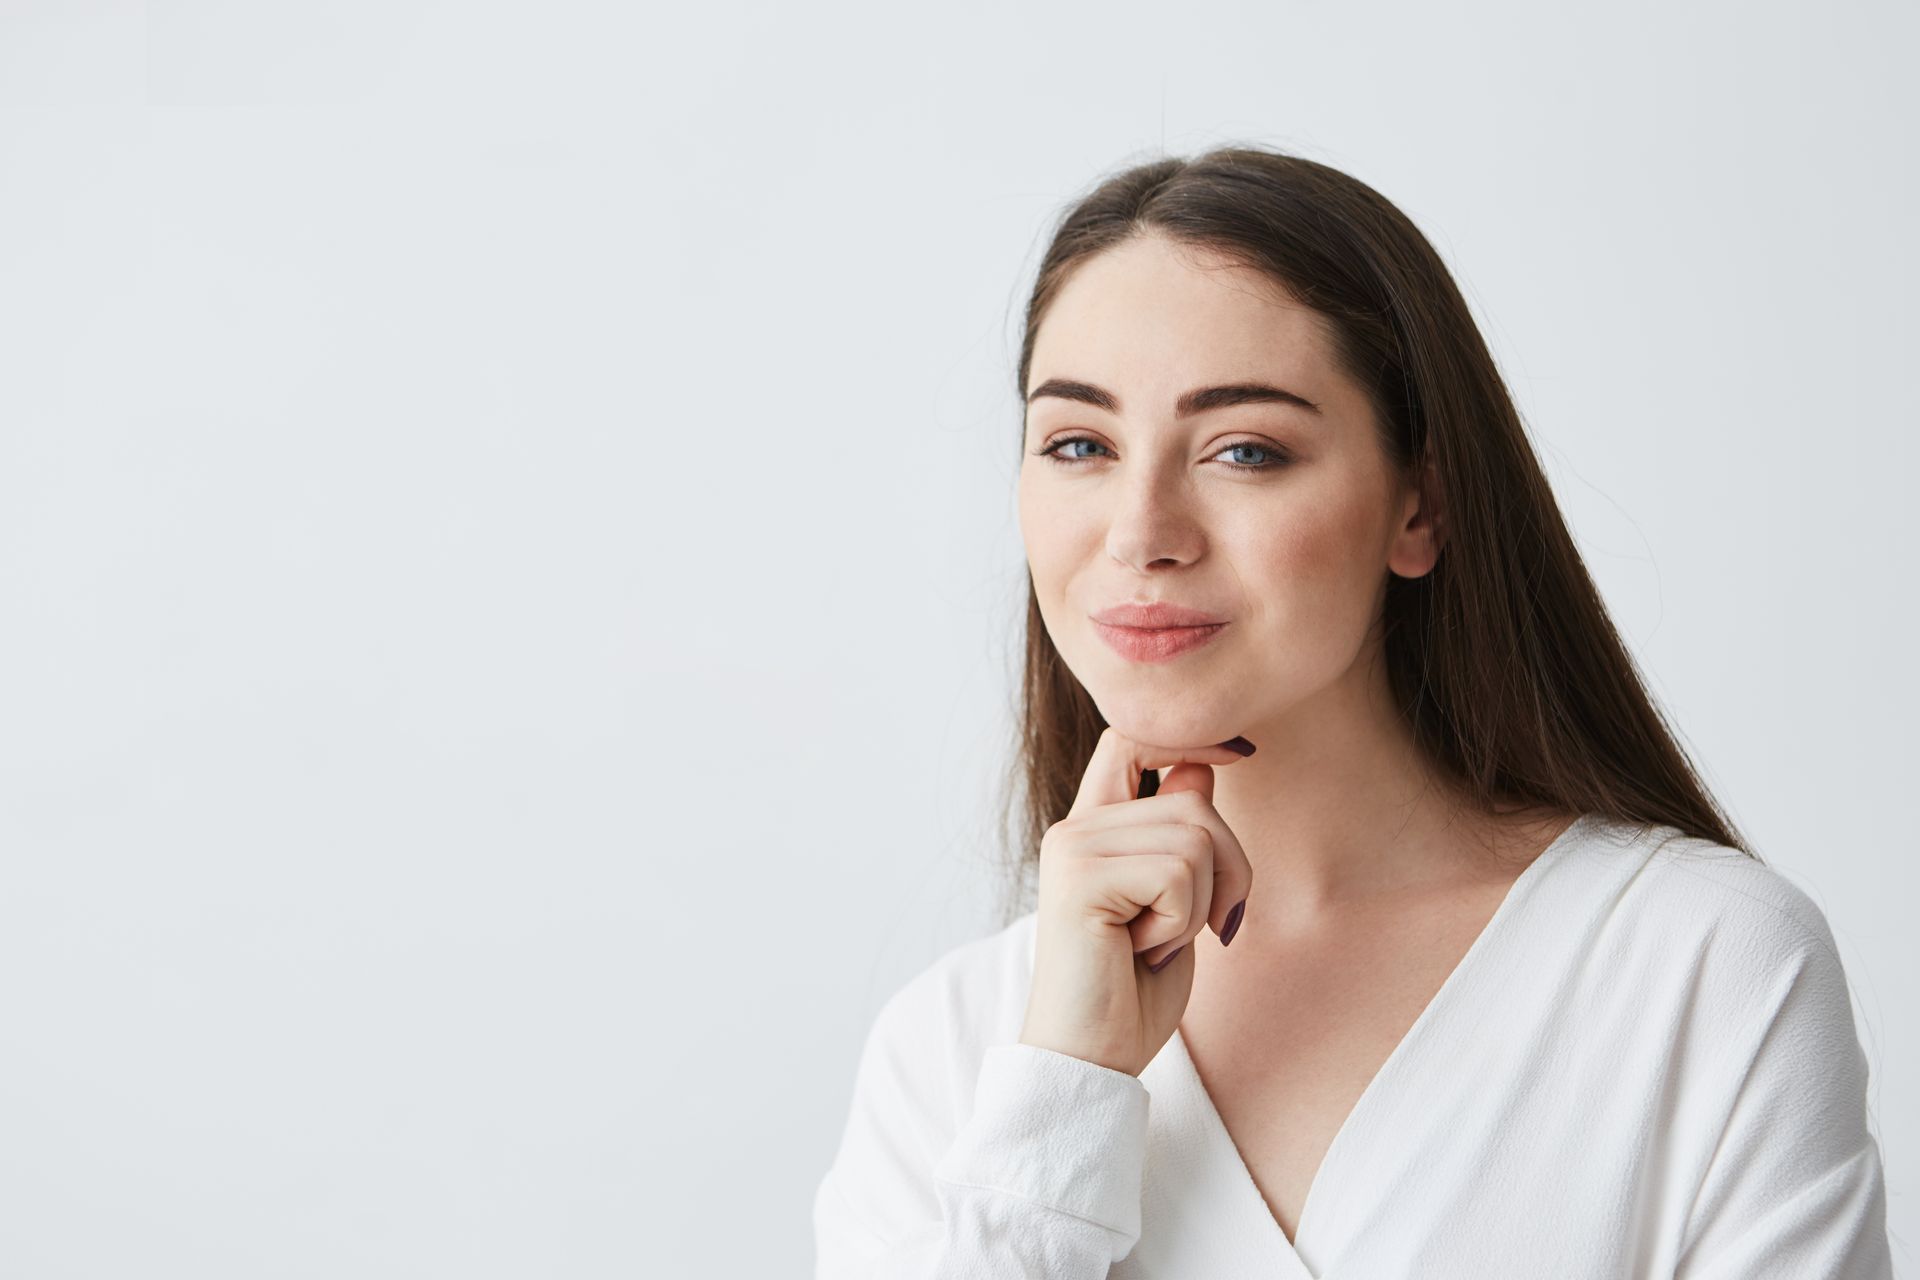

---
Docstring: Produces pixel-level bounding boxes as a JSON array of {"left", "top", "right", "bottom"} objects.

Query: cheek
[
  {"left": 1239, "top": 480, "right": 1387, "bottom": 625},
  {"left": 1018, "top": 476, "right": 1086, "bottom": 581}
]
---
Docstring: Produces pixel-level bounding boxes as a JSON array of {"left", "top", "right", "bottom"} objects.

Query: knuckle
[{"left": 1053, "top": 851, "right": 1102, "bottom": 890}]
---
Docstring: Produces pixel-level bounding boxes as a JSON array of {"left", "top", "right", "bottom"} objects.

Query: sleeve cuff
[{"left": 931, "top": 1041, "right": 1151, "bottom": 1239}]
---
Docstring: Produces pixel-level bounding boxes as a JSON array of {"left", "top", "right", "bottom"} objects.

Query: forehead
[{"left": 1027, "top": 236, "right": 1338, "bottom": 402}]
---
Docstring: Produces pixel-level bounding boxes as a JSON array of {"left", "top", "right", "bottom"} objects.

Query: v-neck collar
[{"left": 1139, "top": 812, "right": 1598, "bottom": 1278}]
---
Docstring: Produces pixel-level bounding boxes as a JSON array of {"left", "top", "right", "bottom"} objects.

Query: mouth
[
  {"left": 1092, "top": 601, "right": 1228, "bottom": 629},
  {"left": 1092, "top": 620, "right": 1229, "bottom": 664}
]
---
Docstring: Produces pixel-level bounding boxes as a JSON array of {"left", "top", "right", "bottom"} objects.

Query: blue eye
[
  {"left": 1034, "top": 435, "right": 1293, "bottom": 473},
  {"left": 1217, "top": 442, "right": 1284, "bottom": 470},
  {"left": 1045, "top": 437, "right": 1111, "bottom": 464}
]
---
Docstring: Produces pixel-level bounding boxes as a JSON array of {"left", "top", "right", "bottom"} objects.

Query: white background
[{"left": 1, "top": 1, "right": 1912, "bottom": 1274}]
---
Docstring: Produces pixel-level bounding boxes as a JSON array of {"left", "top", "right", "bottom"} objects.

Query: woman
[{"left": 813, "top": 147, "right": 1891, "bottom": 1278}]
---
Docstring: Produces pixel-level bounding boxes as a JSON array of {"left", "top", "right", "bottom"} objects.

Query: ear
[{"left": 1387, "top": 459, "right": 1446, "bottom": 579}]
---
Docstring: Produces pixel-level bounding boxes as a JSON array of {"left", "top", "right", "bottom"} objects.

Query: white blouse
[{"left": 813, "top": 812, "right": 1892, "bottom": 1278}]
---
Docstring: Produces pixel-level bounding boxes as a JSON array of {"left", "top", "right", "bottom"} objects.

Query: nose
[{"left": 1104, "top": 470, "right": 1205, "bottom": 572}]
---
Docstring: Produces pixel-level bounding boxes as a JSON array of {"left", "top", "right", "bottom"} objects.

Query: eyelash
[{"left": 1033, "top": 435, "right": 1294, "bottom": 473}]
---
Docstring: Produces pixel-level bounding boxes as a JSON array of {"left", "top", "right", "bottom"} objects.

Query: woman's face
[{"left": 1017, "top": 234, "right": 1438, "bottom": 749}]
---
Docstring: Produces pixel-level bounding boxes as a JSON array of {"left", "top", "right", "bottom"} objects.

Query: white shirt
[{"left": 813, "top": 812, "right": 1892, "bottom": 1278}]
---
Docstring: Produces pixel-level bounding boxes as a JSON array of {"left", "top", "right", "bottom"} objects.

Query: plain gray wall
[{"left": 1, "top": 1, "right": 1911, "bottom": 1275}]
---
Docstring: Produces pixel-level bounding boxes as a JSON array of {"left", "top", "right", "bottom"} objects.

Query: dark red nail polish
[
  {"left": 1217, "top": 736, "right": 1256, "bottom": 756},
  {"left": 1148, "top": 945, "right": 1184, "bottom": 974},
  {"left": 1221, "top": 899, "right": 1246, "bottom": 947}
]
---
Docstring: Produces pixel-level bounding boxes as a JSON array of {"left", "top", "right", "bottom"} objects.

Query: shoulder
[
  {"left": 1615, "top": 822, "right": 1844, "bottom": 965},
  {"left": 1566, "top": 821, "right": 1850, "bottom": 971},
  {"left": 1562, "top": 817, "right": 1860, "bottom": 1031}
]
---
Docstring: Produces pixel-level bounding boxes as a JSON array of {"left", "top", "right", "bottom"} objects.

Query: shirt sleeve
[
  {"left": 813, "top": 978, "right": 1151, "bottom": 1280},
  {"left": 1673, "top": 936, "right": 1892, "bottom": 1279}
]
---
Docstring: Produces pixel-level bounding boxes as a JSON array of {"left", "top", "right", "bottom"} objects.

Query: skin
[{"left": 1017, "top": 231, "right": 1571, "bottom": 941}]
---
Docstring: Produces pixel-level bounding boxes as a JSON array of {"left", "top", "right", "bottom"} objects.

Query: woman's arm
[
  {"left": 814, "top": 978, "right": 1151, "bottom": 1278},
  {"left": 1672, "top": 936, "right": 1892, "bottom": 1279}
]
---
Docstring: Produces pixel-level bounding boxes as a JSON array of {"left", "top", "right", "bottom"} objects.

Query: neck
[{"left": 1200, "top": 641, "right": 1545, "bottom": 925}]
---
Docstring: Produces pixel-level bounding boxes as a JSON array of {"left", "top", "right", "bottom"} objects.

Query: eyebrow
[{"left": 1025, "top": 377, "right": 1323, "bottom": 418}]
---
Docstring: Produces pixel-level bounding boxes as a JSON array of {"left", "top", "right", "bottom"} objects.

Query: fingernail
[
  {"left": 1221, "top": 899, "right": 1246, "bottom": 947},
  {"left": 1217, "top": 736, "right": 1256, "bottom": 756},
  {"left": 1147, "top": 945, "right": 1184, "bottom": 974}
]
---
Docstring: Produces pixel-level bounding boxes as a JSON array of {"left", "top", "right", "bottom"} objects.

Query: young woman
[{"left": 813, "top": 147, "right": 1891, "bottom": 1278}]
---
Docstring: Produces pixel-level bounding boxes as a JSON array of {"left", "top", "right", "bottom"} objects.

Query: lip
[
  {"left": 1092, "top": 602, "right": 1228, "bottom": 629},
  {"left": 1098, "top": 610, "right": 1228, "bottom": 667},
  {"left": 1093, "top": 619, "right": 1229, "bottom": 664}
]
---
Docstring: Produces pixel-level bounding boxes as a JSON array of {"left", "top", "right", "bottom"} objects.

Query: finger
[
  {"left": 1067, "top": 725, "right": 1254, "bottom": 821},
  {"left": 1068, "top": 780, "right": 1254, "bottom": 948},
  {"left": 1067, "top": 843, "right": 1196, "bottom": 959},
  {"left": 1051, "top": 820, "right": 1212, "bottom": 928},
  {"left": 1150, "top": 764, "right": 1253, "bottom": 946},
  {"left": 1089, "top": 792, "right": 1212, "bottom": 967}
]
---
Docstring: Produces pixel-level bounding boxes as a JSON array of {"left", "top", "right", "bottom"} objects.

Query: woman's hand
[{"left": 1018, "top": 726, "right": 1255, "bottom": 1078}]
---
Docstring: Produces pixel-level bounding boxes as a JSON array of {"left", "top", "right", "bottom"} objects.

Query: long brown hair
[{"left": 991, "top": 145, "right": 1754, "bottom": 928}]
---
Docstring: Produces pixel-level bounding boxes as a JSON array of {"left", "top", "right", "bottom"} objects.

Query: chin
[{"left": 1088, "top": 691, "right": 1245, "bottom": 751}]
